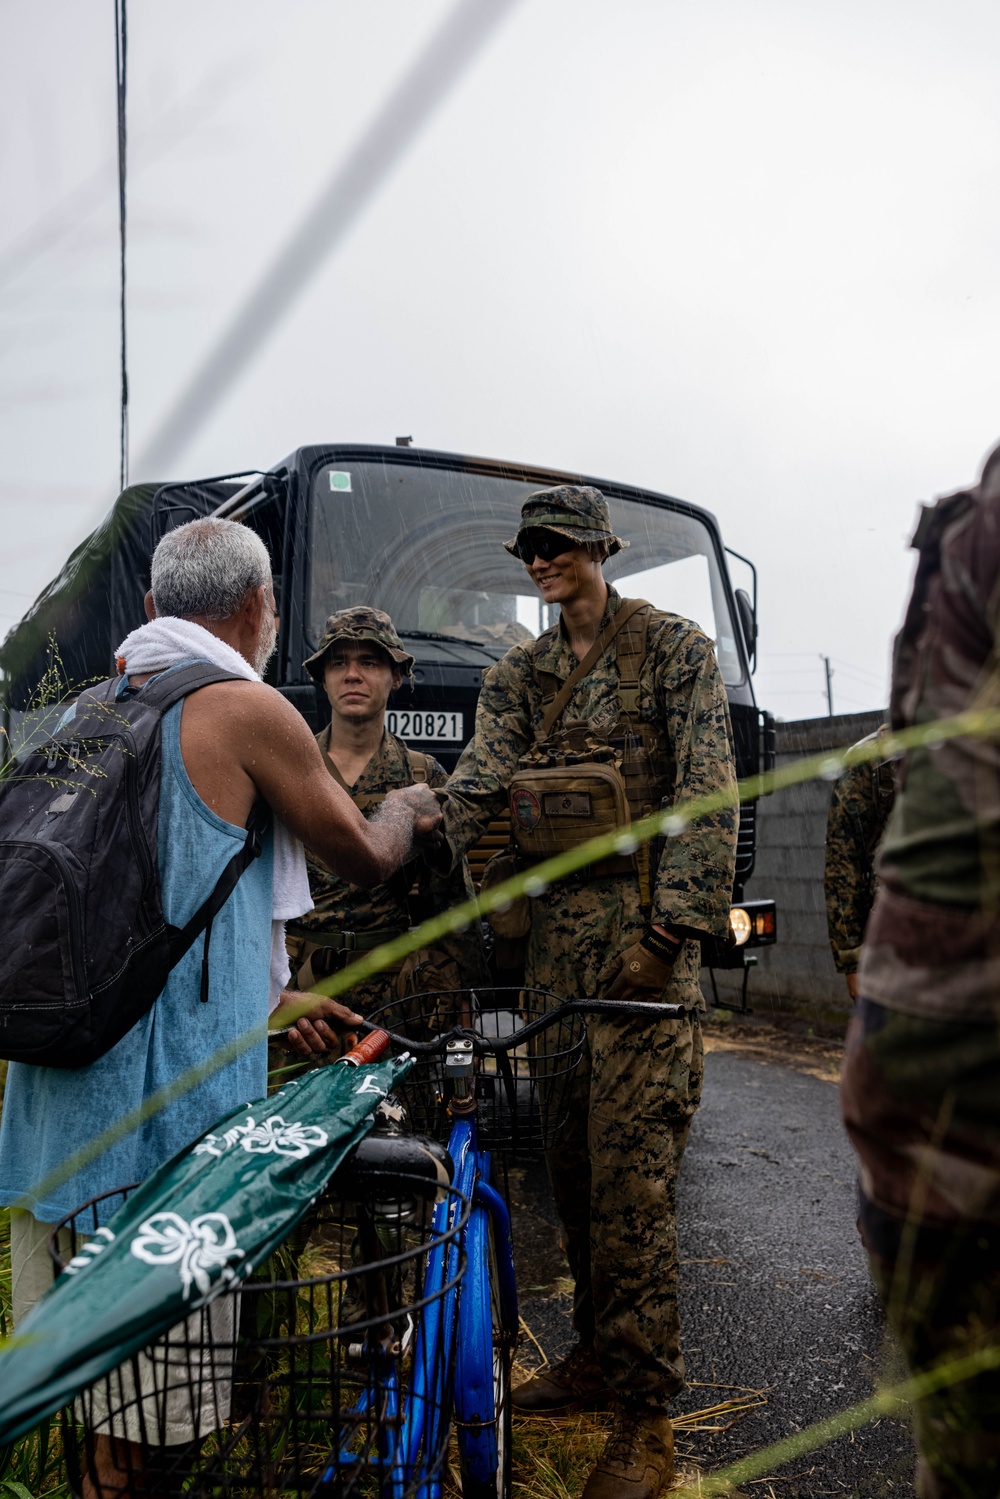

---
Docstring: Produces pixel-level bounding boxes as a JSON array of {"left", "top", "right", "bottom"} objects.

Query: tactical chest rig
[{"left": 508, "top": 598, "right": 673, "bottom": 909}]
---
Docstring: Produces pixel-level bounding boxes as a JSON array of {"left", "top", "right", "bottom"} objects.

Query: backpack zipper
[
  {"left": 117, "top": 730, "right": 155, "bottom": 937},
  {"left": 4, "top": 840, "right": 87, "bottom": 1003}
]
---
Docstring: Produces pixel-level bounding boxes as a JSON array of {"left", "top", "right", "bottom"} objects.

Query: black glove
[{"left": 601, "top": 928, "right": 682, "bottom": 1005}]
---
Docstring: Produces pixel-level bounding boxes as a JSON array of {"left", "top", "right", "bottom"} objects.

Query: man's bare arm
[{"left": 180, "top": 681, "right": 440, "bottom": 885}]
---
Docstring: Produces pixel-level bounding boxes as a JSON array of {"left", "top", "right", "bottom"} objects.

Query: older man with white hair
[{"left": 0, "top": 516, "right": 441, "bottom": 1329}]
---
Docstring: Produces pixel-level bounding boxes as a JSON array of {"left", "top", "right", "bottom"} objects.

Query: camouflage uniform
[
  {"left": 441, "top": 488, "right": 737, "bottom": 1413},
  {"left": 289, "top": 608, "right": 484, "bottom": 1015},
  {"left": 823, "top": 729, "right": 895, "bottom": 974},
  {"left": 841, "top": 447, "right": 1000, "bottom": 1497}
]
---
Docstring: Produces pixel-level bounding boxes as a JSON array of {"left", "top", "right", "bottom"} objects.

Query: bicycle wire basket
[
  {"left": 51, "top": 1167, "right": 469, "bottom": 1499},
  {"left": 366, "top": 988, "right": 587, "bottom": 1157}
]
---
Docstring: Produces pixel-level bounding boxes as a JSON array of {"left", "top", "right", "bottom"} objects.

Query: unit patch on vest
[
  {"left": 542, "top": 792, "right": 592, "bottom": 819},
  {"left": 511, "top": 788, "right": 542, "bottom": 831}
]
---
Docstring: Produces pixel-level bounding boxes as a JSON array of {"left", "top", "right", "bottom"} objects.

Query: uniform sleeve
[
  {"left": 420, "top": 757, "right": 489, "bottom": 981},
  {"left": 651, "top": 630, "right": 739, "bottom": 938},
  {"left": 439, "top": 649, "right": 535, "bottom": 861},
  {"left": 824, "top": 762, "right": 879, "bottom": 974}
]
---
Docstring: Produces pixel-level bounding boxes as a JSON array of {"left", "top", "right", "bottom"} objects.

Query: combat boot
[
  {"left": 580, "top": 1408, "right": 675, "bottom": 1499},
  {"left": 511, "top": 1343, "right": 612, "bottom": 1412}
]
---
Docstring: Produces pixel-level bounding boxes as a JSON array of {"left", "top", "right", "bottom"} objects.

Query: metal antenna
[
  {"left": 114, "top": 0, "right": 129, "bottom": 492},
  {"left": 135, "top": 0, "right": 521, "bottom": 478}
]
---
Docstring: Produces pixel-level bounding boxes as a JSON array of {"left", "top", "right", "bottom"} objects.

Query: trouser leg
[
  {"left": 841, "top": 1000, "right": 1000, "bottom": 1499},
  {"left": 864, "top": 1226, "right": 1000, "bottom": 1499},
  {"left": 545, "top": 1034, "right": 595, "bottom": 1346},
  {"left": 527, "top": 880, "right": 704, "bottom": 1407},
  {"left": 588, "top": 1011, "right": 703, "bottom": 1410},
  {"left": 9, "top": 1208, "right": 68, "bottom": 1327}
]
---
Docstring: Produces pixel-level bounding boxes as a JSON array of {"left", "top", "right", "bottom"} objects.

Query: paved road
[{"left": 512, "top": 1041, "right": 917, "bottom": 1498}]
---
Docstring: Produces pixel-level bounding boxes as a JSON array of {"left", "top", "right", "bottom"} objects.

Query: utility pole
[{"left": 821, "top": 654, "right": 834, "bottom": 717}]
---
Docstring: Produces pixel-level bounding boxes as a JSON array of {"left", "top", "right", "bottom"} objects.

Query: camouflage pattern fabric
[
  {"left": 442, "top": 586, "right": 738, "bottom": 949},
  {"left": 302, "top": 604, "right": 415, "bottom": 680},
  {"left": 861, "top": 446, "right": 1000, "bottom": 1022},
  {"left": 529, "top": 877, "right": 704, "bottom": 1408},
  {"left": 841, "top": 999, "right": 1000, "bottom": 1496},
  {"left": 843, "top": 444, "right": 1000, "bottom": 1496},
  {"left": 502, "top": 483, "right": 628, "bottom": 556},
  {"left": 823, "top": 730, "right": 895, "bottom": 974},
  {"left": 289, "top": 730, "right": 483, "bottom": 1012},
  {"left": 441, "top": 586, "right": 737, "bottom": 1410}
]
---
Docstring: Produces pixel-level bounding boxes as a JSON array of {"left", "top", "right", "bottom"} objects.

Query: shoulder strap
[
  {"left": 86, "top": 662, "right": 252, "bottom": 714},
  {"left": 404, "top": 748, "right": 432, "bottom": 784},
  {"left": 539, "top": 598, "right": 649, "bottom": 738},
  {"left": 138, "top": 662, "right": 252, "bottom": 709},
  {"left": 324, "top": 754, "right": 352, "bottom": 795},
  {"left": 614, "top": 605, "right": 651, "bottom": 716}
]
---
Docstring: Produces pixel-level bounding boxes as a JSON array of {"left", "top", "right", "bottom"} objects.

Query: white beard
[{"left": 253, "top": 612, "right": 278, "bottom": 678}]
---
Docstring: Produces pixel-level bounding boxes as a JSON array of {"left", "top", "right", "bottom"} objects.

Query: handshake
[{"left": 384, "top": 783, "right": 447, "bottom": 846}]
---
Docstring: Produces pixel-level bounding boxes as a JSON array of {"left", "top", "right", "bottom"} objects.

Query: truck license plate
[{"left": 387, "top": 710, "right": 464, "bottom": 742}]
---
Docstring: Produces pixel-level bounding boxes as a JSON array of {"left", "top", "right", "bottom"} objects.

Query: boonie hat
[
  {"left": 503, "top": 484, "right": 628, "bottom": 557},
  {"left": 303, "top": 606, "right": 415, "bottom": 681}
]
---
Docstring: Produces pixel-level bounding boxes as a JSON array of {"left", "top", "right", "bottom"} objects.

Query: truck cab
[{"left": 1, "top": 442, "right": 776, "bottom": 985}]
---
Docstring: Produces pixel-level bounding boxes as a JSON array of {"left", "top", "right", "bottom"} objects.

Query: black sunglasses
[{"left": 514, "top": 528, "right": 577, "bottom": 564}]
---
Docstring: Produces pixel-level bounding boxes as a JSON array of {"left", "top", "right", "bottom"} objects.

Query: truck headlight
[{"left": 729, "top": 907, "right": 752, "bottom": 946}]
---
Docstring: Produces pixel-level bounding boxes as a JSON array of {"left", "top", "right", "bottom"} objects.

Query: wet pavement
[{"left": 509, "top": 1036, "right": 917, "bottom": 1497}]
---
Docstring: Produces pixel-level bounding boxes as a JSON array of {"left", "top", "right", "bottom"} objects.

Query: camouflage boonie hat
[
  {"left": 303, "top": 606, "right": 415, "bottom": 681},
  {"left": 503, "top": 484, "right": 628, "bottom": 558}
]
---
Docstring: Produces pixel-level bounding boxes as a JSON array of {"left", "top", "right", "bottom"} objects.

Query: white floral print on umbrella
[
  {"left": 193, "top": 1116, "right": 328, "bottom": 1160},
  {"left": 239, "top": 1117, "right": 328, "bottom": 1158},
  {"left": 130, "top": 1212, "right": 244, "bottom": 1300}
]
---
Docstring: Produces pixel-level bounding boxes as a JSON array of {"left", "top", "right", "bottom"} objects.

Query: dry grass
[
  {"left": 702, "top": 1022, "right": 843, "bottom": 1086},
  {"left": 507, "top": 1323, "right": 767, "bottom": 1499}
]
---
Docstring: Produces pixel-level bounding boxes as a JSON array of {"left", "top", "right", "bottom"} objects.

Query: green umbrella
[{"left": 0, "top": 1052, "right": 411, "bottom": 1446}]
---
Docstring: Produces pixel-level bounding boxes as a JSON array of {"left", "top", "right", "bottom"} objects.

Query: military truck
[{"left": 0, "top": 442, "right": 776, "bottom": 996}]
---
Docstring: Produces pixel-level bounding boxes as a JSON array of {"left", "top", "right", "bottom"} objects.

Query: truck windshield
[{"left": 308, "top": 460, "right": 744, "bottom": 685}]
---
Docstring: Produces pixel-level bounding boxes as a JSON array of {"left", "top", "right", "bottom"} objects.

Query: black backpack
[{"left": 0, "top": 663, "right": 268, "bottom": 1069}]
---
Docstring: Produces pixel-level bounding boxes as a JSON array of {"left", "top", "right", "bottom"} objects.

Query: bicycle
[{"left": 51, "top": 988, "right": 680, "bottom": 1499}]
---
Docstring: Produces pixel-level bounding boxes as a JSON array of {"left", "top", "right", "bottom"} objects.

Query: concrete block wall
[{"left": 704, "top": 709, "right": 886, "bottom": 1025}]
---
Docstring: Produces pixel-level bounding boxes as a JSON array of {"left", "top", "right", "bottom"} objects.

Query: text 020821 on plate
[{"left": 386, "top": 710, "right": 464, "bottom": 742}]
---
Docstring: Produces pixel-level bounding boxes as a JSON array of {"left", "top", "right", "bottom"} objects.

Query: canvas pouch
[{"left": 508, "top": 761, "right": 630, "bottom": 862}]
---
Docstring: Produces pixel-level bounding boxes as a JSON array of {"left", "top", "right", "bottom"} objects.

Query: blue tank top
[{"left": 0, "top": 692, "right": 274, "bottom": 1223}]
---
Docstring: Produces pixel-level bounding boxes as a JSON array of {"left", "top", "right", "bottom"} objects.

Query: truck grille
[{"left": 736, "top": 801, "right": 756, "bottom": 878}]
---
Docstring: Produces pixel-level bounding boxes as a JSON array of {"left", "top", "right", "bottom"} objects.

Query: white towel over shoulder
[{"left": 115, "top": 616, "right": 313, "bottom": 1009}]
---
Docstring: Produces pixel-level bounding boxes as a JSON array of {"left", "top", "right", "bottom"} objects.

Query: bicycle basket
[
  {"left": 52, "top": 1171, "right": 468, "bottom": 1499},
  {"left": 366, "top": 988, "right": 587, "bottom": 1157}
]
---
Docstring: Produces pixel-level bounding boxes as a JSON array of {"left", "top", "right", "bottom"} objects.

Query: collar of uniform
[
  {"left": 314, "top": 725, "right": 397, "bottom": 793},
  {"left": 534, "top": 584, "right": 622, "bottom": 680}
]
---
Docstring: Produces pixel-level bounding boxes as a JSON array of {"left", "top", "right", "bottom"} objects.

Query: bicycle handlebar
[
  {"left": 340, "top": 1027, "right": 393, "bottom": 1065},
  {"left": 354, "top": 997, "right": 685, "bottom": 1059}
]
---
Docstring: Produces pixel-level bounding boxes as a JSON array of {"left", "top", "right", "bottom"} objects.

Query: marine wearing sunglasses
[{"left": 513, "top": 528, "right": 580, "bottom": 564}]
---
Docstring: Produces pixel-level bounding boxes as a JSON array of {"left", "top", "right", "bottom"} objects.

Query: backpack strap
[
  {"left": 121, "top": 661, "right": 252, "bottom": 708},
  {"left": 538, "top": 598, "right": 649, "bottom": 738},
  {"left": 115, "top": 664, "right": 269, "bottom": 1001}
]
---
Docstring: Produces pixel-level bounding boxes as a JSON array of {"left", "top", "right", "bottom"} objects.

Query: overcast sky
[{"left": 3, "top": 0, "right": 1000, "bottom": 720}]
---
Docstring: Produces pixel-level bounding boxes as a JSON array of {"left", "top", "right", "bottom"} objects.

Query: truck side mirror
[{"left": 735, "top": 588, "right": 756, "bottom": 669}]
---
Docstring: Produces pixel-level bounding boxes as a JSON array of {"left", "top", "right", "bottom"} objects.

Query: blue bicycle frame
[{"left": 329, "top": 1109, "right": 517, "bottom": 1499}]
